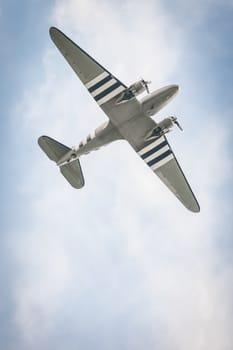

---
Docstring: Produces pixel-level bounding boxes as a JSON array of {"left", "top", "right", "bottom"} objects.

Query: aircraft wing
[
  {"left": 50, "top": 27, "right": 141, "bottom": 126},
  {"left": 49, "top": 27, "right": 129, "bottom": 107},
  {"left": 136, "top": 133, "right": 200, "bottom": 212}
]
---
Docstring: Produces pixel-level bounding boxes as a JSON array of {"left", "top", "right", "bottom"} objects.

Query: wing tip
[
  {"left": 49, "top": 26, "right": 66, "bottom": 42},
  {"left": 38, "top": 135, "right": 48, "bottom": 146},
  {"left": 49, "top": 26, "right": 60, "bottom": 40},
  {"left": 188, "top": 201, "right": 200, "bottom": 213}
]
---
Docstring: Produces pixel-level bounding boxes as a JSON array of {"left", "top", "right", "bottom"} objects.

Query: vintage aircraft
[{"left": 38, "top": 27, "right": 200, "bottom": 212}]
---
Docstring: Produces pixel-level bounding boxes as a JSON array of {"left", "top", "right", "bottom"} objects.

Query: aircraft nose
[
  {"left": 160, "top": 84, "right": 179, "bottom": 99},
  {"left": 170, "top": 84, "right": 179, "bottom": 94}
]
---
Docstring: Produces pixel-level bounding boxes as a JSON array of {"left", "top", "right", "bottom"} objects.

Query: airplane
[{"left": 38, "top": 27, "right": 200, "bottom": 212}]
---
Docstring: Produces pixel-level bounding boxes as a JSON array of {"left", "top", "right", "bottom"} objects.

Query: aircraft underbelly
[
  {"left": 117, "top": 116, "right": 156, "bottom": 149},
  {"left": 101, "top": 98, "right": 157, "bottom": 150},
  {"left": 101, "top": 93, "right": 139, "bottom": 122},
  {"left": 101, "top": 87, "right": 178, "bottom": 148}
]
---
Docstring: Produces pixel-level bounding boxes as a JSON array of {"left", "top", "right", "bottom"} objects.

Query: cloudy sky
[{"left": 1, "top": 0, "right": 233, "bottom": 349}]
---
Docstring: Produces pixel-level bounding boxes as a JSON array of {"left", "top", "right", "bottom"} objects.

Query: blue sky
[{"left": 1, "top": 1, "right": 233, "bottom": 349}]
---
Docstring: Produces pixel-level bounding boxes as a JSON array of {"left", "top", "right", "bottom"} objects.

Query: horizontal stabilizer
[
  {"left": 38, "top": 135, "right": 85, "bottom": 189},
  {"left": 60, "top": 160, "right": 84, "bottom": 189},
  {"left": 38, "top": 135, "right": 70, "bottom": 162}
]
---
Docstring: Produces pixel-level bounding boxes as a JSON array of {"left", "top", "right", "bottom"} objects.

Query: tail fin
[{"left": 38, "top": 136, "right": 85, "bottom": 189}]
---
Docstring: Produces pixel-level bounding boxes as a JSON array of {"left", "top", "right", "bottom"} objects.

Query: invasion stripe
[
  {"left": 88, "top": 75, "right": 112, "bottom": 93},
  {"left": 138, "top": 136, "right": 165, "bottom": 156},
  {"left": 91, "top": 79, "right": 117, "bottom": 97},
  {"left": 148, "top": 149, "right": 172, "bottom": 167},
  {"left": 144, "top": 145, "right": 170, "bottom": 163},
  {"left": 85, "top": 72, "right": 109, "bottom": 89},
  {"left": 97, "top": 85, "right": 125, "bottom": 105},
  {"left": 95, "top": 81, "right": 122, "bottom": 101},
  {"left": 141, "top": 141, "right": 167, "bottom": 160},
  {"left": 151, "top": 153, "right": 174, "bottom": 171}
]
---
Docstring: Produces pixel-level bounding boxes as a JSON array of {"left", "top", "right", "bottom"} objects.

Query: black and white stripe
[
  {"left": 85, "top": 72, "right": 125, "bottom": 106},
  {"left": 138, "top": 136, "right": 174, "bottom": 171}
]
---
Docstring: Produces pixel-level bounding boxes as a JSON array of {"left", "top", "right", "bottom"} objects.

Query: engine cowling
[
  {"left": 145, "top": 117, "right": 177, "bottom": 140},
  {"left": 116, "top": 79, "right": 151, "bottom": 104},
  {"left": 129, "top": 80, "right": 146, "bottom": 96},
  {"left": 157, "top": 117, "right": 175, "bottom": 131}
]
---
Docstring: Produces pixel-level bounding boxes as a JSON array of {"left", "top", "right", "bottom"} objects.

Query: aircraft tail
[{"left": 38, "top": 136, "right": 85, "bottom": 189}]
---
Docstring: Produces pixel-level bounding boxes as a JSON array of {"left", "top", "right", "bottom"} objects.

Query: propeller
[
  {"left": 141, "top": 78, "right": 151, "bottom": 94},
  {"left": 171, "top": 116, "right": 183, "bottom": 131}
]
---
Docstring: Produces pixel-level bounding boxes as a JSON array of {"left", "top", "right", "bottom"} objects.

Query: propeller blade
[
  {"left": 141, "top": 78, "right": 151, "bottom": 94},
  {"left": 170, "top": 116, "right": 183, "bottom": 131},
  {"left": 175, "top": 120, "right": 183, "bottom": 131}
]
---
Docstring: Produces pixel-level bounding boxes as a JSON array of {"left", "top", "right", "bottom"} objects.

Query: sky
[{"left": 1, "top": 0, "right": 233, "bottom": 349}]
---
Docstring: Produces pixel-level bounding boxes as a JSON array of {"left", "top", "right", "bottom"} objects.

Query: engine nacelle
[
  {"left": 129, "top": 80, "right": 146, "bottom": 96},
  {"left": 145, "top": 117, "right": 177, "bottom": 140},
  {"left": 157, "top": 117, "right": 175, "bottom": 131},
  {"left": 116, "top": 79, "right": 150, "bottom": 104}
]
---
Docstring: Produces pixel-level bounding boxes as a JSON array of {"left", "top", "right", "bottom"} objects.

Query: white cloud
[
  {"left": 10, "top": 0, "right": 233, "bottom": 349},
  {"left": 51, "top": 0, "right": 182, "bottom": 85}
]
